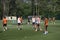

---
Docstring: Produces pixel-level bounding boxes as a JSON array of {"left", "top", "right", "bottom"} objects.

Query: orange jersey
[
  {"left": 3, "top": 18, "right": 7, "bottom": 24},
  {"left": 45, "top": 19, "right": 48, "bottom": 25}
]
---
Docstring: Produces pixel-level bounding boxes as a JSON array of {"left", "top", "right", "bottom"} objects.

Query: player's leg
[
  {"left": 39, "top": 25, "right": 42, "bottom": 31},
  {"left": 44, "top": 25, "right": 48, "bottom": 34},
  {"left": 37, "top": 24, "right": 40, "bottom": 31},
  {"left": 20, "top": 23, "right": 22, "bottom": 30},
  {"left": 44, "top": 26, "right": 46, "bottom": 34},
  {"left": 35, "top": 24, "right": 38, "bottom": 31},
  {"left": 5, "top": 24, "right": 7, "bottom": 30},
  {"left": 17, "top": 23, "right": 20, "bottom": 30},
  {"left": 46, "top": 25, "right": 48, "bottom": 33},
  {"left": 53, "top": 20, "right": 55, "bottom": 24},
  {"left": 37, "top": 24, "right": 42, "bottom": 31},
  {"left": 28, "top": 20, "right": 30, "bottom": 24},
  {"left": 32, "top": 22, "right": 35, "bottom": 30},
  {"left": 3, "top": 24, "right": 6, "bottom": 31}
]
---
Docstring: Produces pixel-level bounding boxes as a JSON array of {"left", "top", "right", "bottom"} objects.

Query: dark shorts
[
  {"left": 18, "top": 23, "right": 21, "bottom": 25},
  {"left": 45, "top": 25, "right": 48, "bottom": 27},
  {"left": 28, "top": 20, "right": 30, "bottom": 22},
  {"left": 37, "top": 24, "right": 40, "bottom": 26},
  {"left": 35, "top": 23, "right": 40, "bottom": 26},
  {"left": 3, "top": 24, "right": 7, "bottom": 27},
  {"left": 32, "top": 22, "right": 35, "bottom": 25}
]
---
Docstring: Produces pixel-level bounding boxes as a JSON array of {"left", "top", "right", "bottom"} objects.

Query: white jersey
[
  {"left": 17, "top": 18, "right": 21, "bottom": 23},
  {"left": 35, "top": 17, "right": 40, "bottom": 24},
  {"left": 32, "top": 17, "right": 35, "bottom": 23},
  {"left": 38, "top": 18, "right": 40, "bottom": 23}
]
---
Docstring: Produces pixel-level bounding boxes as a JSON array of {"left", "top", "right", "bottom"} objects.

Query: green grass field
[{"left": 0, "top": 20, "right": 60, "bottom": 40}]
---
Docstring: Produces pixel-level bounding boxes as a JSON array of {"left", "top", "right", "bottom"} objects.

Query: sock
[{"left": 5, "top": 27, "right": 7, "bottom": 30}]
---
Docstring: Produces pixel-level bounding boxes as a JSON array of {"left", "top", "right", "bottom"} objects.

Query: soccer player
[
  {"left": 44, "top": 17, "right": 48, "bottom": 34},
  {"left": 32, "top": 16, "right": 35, "bottom": 30},
  {"left": 38, "top": 17, "right": 42, "bottom": 31},
  {"left": 27, "top": 16, "right": 30, "bottom": 24},
  {"left": 35, "top": 16, "right": 39, "bottom": 31},
  {"left": 17, "top": 17, "right": 22, "bottom": 30},
  {"left": 52, "top": 17, "right": 55, "bottom": 24},
  {"left": 35, "top": 16, "right": 42, "bottom": 31},
  {"left": 2, "top": 17, "right": 7, "bottom": 31},
  {"left": 49, "top": 18, "right": 51, "bottom": 22},
  {"left": 20, "top": 16, "right": 23, "bottom": 28}
]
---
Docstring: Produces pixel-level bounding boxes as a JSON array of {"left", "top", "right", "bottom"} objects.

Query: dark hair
[{"left": 4, "top": 16, "right": 6, "bottom": 18}]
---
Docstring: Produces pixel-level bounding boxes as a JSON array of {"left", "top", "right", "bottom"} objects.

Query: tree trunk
[{"left": 2, "top": 0, "right": 5, "bottom": 17}]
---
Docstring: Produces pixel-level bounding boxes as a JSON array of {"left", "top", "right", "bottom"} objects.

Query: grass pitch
[{"left": 0, "top": 20, "right": 60, "bottom": 40}]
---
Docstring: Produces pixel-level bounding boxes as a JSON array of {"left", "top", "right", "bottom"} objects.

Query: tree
[
  {"left": 0, "top": 0, "right": 60, "bottom": 19},
  {"left": 0, "top": 0, "right": 2, "bottom": 19},
  {"left": 2, "top": 0, "right": 5, "bottom": 16},
  {"left": 9, "top": 0, "right": 17, "bottom": 16}
]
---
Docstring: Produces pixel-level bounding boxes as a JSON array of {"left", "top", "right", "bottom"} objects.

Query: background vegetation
[{"left": 0, "top": 0, "right": 60, "bottom": 19}]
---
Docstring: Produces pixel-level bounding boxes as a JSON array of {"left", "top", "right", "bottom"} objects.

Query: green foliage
[
  {"left": 0, "top": 0, "right": 60, "bottom": 19},
  {"left": 0, "top": 0, "right": 2, "bottom": 19}
]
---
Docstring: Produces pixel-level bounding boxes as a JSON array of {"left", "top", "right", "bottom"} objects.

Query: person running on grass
[
  {"left": 2, "top": 17, "right": 7, "bottom": 31},
  {"left": 17, "top": 16, "right": 22, "bottom": 30},
  {"left": 32, "top": 16, "right": 35, "bottom": 30},
  {"left": 20, "top": 16, "right": 23, "bottom": 28},
  {"left": 44, "top": 17, "right": 48, "bottom": 34},
  {"left": 38, "top": 17, "right": 42, "bottom": 31},
  {"left": 35, "top": 16, "right": 42, "bottom": 31},
  {"left": 52, "top": 17, "right": 55, "bottom": 24},
  {"left": 27, "top": 16, "right": 30, "bottom": 24},
  {"left": 35, "top": 16, "right": 39, "bottom": 31}
]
